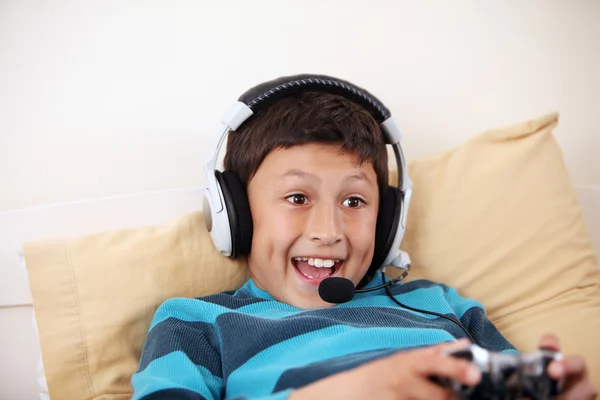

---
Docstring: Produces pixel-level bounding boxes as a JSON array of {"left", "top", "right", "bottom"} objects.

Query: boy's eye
[
  {"left": 343, "top": 197, "right": 364, "bottom": 208},
  {"left": 286, "top": 194, "right": 308, "bottom": 205}
]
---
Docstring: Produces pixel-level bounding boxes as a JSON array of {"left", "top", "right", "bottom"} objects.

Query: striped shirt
[{"left": 131, "top": 272, "right": 516, "bottom": 399}]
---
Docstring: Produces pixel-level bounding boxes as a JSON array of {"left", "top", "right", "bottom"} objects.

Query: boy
[{"left": 131, "top": 77, "right": 595, "bottom": 399}]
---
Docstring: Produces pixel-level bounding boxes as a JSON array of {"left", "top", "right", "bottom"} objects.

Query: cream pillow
[
  {"left": 24, "top": 112, "right": 600, "bottom": 399},
  {"left": 392, "top": 112, "right": 600, "bottom": 388},
  {"left": 24, "top": 212, "right": 249, "bottom": 400}
]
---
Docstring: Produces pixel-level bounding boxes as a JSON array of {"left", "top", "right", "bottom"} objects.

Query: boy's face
[{"left": 246, "top": 143, "right": 380, "bottom": 309}]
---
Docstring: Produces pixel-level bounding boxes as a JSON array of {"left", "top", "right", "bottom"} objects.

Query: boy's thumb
[{"left": 434, "top": 338, "right": 471, "bottom": 354}]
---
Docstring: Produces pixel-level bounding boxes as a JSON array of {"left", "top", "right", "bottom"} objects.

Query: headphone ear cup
[
  {"left": 367, "top": 187, "right": 402, "bottom": 279},
  {"left": 214, "top": 170, "right": 253, "bottom": 258}
]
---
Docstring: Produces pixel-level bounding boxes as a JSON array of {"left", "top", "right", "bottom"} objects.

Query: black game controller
[{"left": 431, "top": 343, "right": 563, "bottom": 400}]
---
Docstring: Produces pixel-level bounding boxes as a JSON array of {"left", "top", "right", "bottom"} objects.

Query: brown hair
[{"left": 223, "top": 91, "right": 389, "bottom": 193}]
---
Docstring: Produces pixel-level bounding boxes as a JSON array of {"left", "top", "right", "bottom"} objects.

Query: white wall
[{"left": 1, "top": 0, "right": 599, "bottom": 213}]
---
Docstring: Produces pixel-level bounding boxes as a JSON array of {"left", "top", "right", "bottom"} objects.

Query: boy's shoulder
[
  {"left": 149, "top": 283, "right": 268, "bottom": 327},
  {"left": 385, "top": 277, "right": 484, "bottom": 312},
  {"left": 394, "top": 278, "right": 450, "bottom": 290},
  {"left": 384, "top": 277, "right": 454, "bottom": 297},
  {"left": 168, "top": 287, "right": 265, "bottom": 308}
]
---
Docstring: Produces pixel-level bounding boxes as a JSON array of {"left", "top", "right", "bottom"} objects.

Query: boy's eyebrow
[
  {"left": 279, "top": 169, "right": 317, "bottom": 181},
  {"left": 344, "top": 171, "right": 372, "bottom": 184},
  {"left": 277, "top": 169, "right": 372, "bottom": 184}
]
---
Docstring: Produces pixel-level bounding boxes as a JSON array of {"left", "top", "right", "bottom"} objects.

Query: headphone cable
[{"left": 381, "top": 273, "right": 478, "bottom": 344}]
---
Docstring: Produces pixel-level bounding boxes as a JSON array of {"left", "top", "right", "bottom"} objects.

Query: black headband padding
[
  {"left": 215, "top": 170, "right": 253, "bottom": 258},
  {"left": 367, "top": 186, "right": 402, "bottom": 279},
  {"left": 238, "top": 74, "right": 391, "bottom": 122}
]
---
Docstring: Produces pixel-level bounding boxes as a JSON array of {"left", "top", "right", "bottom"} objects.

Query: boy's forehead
[{"left": 257, "top": 143, "right": 375, "bottom": 179}]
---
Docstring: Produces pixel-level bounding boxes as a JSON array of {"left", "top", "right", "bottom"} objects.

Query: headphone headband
[{"left": 238, "top": 74, "right": 391, "bottom": 122}]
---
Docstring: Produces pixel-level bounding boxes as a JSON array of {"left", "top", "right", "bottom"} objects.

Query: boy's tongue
[{"left": 295, "top": 260, "right": 333, "bottom": 279}]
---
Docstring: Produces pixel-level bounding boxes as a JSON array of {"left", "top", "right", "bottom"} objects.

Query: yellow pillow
[
  {"left": 24, "top": 213, "right": 249, "bottom": 400},
  {"left": 24, "top": 112, "right": 600, "bottom": 399},
  {"left": 392, "top": 112, "right": 600, "bottom": 387}
]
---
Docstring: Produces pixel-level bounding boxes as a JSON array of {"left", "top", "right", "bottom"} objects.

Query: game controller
[{"left": 430, "top": 343, "right": 563, "bottom": 400}]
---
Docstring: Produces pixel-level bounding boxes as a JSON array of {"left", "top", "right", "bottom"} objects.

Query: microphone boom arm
[{"left": 355, "top": 250, "right": 411, "bottom": 293}]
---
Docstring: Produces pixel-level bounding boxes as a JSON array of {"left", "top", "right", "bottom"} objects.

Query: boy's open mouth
[{"left": 291, "top": 257, "right": 344, "bottom": 282}]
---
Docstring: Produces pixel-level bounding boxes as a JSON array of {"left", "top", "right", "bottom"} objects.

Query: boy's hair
[{"left": 223, "top": 91, "right": 389, "bottom": 194}]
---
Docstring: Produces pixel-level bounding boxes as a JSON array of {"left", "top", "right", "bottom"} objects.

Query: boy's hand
[
  {"left": 538, "top": 333, "right": 597, "bottom": 400},
  {"left": 289, "top": 339, "right": 479, "bottom": 400}
]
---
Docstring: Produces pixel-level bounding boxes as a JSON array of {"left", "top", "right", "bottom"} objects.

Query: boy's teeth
[{"left": 293, "top": 257, "right": 339, "bottom": 268}]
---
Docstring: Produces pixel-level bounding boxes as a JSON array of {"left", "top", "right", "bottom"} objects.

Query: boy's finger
[
  {"left": 417, "top": 355, "right": 481, "bottom": 387},
  {"left": 431, "top": 338, "right": 471, "bottom": 354},
  {"left": 538, "top": 333, "right": 561, "bottom": 351},
  {"left": 548, "top": 355, "right": 587, "bottom": 379}
]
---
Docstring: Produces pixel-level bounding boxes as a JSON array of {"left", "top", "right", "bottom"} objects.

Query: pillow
[
  {"left": 23, "top": 212, "right": 249, "bottom": 399},
  {"left": 24, "top": 112, "right": 600, "bottom": 399},
  {"left": 390, "top": 111, "right": 600, "bottom": 387}
]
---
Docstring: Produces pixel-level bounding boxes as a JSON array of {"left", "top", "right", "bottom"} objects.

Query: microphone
[
  {"left": 318, "top": 251, "right": 411, "bottom": 304},
  {"left": 318, "top": 276, "right": 402, "bottom": 303},
  {"left": 318, "top": 277, "right": 356, "bottom": 304}
]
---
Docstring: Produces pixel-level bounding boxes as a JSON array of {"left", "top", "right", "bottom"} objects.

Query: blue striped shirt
[{"left": 131, "top": 272, "right": 516, "bottom": 399}]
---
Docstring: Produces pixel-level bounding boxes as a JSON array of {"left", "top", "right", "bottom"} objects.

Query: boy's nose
[{"left": 307, "top": 203, "right": 343, "bottom": 246}]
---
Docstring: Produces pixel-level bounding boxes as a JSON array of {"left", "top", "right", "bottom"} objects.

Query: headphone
[{"left": 202, "top": 74, "right": 413, "bottom": 280}]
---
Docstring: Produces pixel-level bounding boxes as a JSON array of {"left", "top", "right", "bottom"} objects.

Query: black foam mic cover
[{"left": 318, "top": 277, "right": 356, "bottom": 304}]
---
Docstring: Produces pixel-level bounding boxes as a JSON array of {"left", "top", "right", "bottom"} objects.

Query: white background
[
  {"left": 1, "top": 0, "right": 599, "bottom": 213},
  {"left": 1, "top": 1, "right": 599, "bottom": 399}
]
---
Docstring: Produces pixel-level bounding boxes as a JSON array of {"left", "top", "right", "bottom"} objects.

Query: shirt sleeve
[
  {"left": 131, "top": 299, "right": 225, "bottom": 400},
  {"left": 443, "top": 286, "right": 519, "bottom": 354},
  {"left": 131, "top": 299, "right": 296, "bottom": 400}
]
